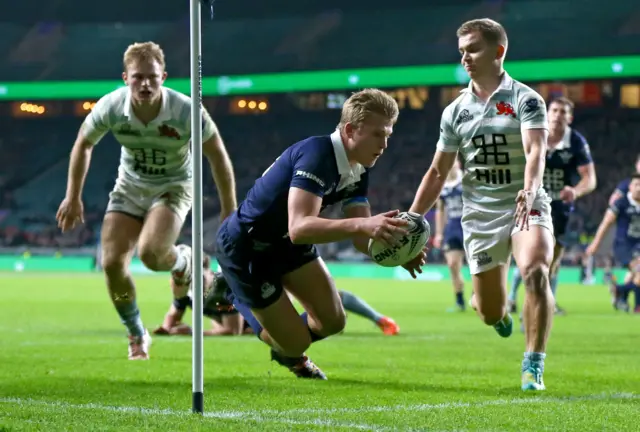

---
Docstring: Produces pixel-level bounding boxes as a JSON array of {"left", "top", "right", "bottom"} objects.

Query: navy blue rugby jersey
[{"left": 234, "top": 131, "right": 370, "bottom": 242}]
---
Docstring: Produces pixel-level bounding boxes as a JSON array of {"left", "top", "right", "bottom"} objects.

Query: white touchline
[
  {"left": 0, "top": 397, "right": 387, "bottom": 432},
  {"left": 267, "top": 392, "right": 639, "bottom": 415},
  {"left": 0, "top": 392, "right": 636, "bottom": 428}
]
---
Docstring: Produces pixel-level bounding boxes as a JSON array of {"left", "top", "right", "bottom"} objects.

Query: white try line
[
  {"left": 0, "top": 397, "right": 385, "bottom": 431},
  {"left": 1, "top": 392, "right": 636, "bottom": 431},
  {"left": 265, "top": 391, "right": 639, "bottom": 415}
]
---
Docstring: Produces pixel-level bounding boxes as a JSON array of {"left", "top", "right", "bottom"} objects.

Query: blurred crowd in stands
[{"left": 1, "top": 105, "right": 638, "bottom": 266}]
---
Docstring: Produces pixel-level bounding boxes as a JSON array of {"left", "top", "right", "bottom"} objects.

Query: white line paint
[
  {"left": 264, "top": 391, "right": 640, "bottom": 415},
  {"left": 0, "top": 397, "right": 386, "bottom": 431},
  {"left": 0, "top": 392, "right": 636, "bottom": 432}
]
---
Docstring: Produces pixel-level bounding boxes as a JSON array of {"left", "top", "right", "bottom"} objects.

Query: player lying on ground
[
  {"left": 55, "top": 42, "right": 237, "bottom": 360},
  {"left": 153, "top": 261, "right": 400, "bottom": 336},
  {"left": 409, "top": 19, "right": 555, "bottom": 391},
  {"left": 508, "top": 97, "right": 596, "bottom": 316},
  {"left": 215, "top": 88, "right": 425, "bottom": 379},
  {"left": 586, "top": 173, "right": 640, "bottom": 314},
  {"left": 433, "top": 159, "right": 466, "bottom": 312},
  {"left": 153, "top": 255, "right": 252, "bottom": 336}
]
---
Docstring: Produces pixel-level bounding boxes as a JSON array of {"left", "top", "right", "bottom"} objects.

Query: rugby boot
[
  {"left": 521, "top": 366, "right": 546, "bottom": 391},
  {"left": 128, "top": 329, "right": 152, "bottom": 360},
  {"left": 270, "top": 349, "right": 327, "bottom": 380},
  {"left": 493, "top": 314, "right": 513, "bottom": 338},
  {"left": 376, "top": 316, "right": 400, "bottom": 335}
]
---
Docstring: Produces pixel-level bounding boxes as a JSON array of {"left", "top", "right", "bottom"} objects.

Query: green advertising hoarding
[
  {"left": 0, "top": 55, "right": 638, "bottom": 100},
  {"left": 0, "top": 255, "right": 622, "bottom": 284}
]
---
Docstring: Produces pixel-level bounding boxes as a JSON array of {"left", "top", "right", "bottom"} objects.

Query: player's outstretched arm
[
  {"left": 57, "top": 96, "right": 110, "bottom": 232},
  {"left": 409, "top": 150, "right": 458, "bottom": 216},
  {"left": 568, "top": 162, "right": 597, "bottom": 202},
  {"left": 56, "top": 129, "right": 95, "bottom": 232},
  {"left": 514, "top": 128, "right": 547, "bottom": 229},
  {"left": 569, "top": 139, "right": 597, "bottom": 201},
  {"left": 343, "top": 204, "right": 374, "bottom": 255},
  {"left": 521, "top": 129, "right": 547, "bottom": 193},
  {"left": 66, "top": 129, "right": 94, "bottom": 202},
  {"left": 287, "top": 187, "right": 408, "bottom": 248},
  {"left": 202, "top": 130, "right": 237, "bottom": 221},
  {"left": 585, "top": 209, "right": 617, "bottom": 256}
]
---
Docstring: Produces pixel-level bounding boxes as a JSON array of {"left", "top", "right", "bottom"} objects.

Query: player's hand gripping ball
[{"left": 368, "top": 212, "right": 430, "bottom": 267}]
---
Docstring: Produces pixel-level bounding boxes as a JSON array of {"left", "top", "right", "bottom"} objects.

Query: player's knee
[
  {"left": 449, "top": 260, "right": 461, "bottom": 274},
  {"left": 138, "top": 243, "right": 165, "bottom": 271},
  {"left": 101, "top": 251, "right": 127, "bottom": 277},
  {"left": 477, "top": 303, "right": 507, "bottom": 326},
  {"left": 314, "top": 300, "right": 347, "bottom": 336},
  {"left": 522, "top": 261, "right": 550, "bottom": 295},
  {"left": 323, "top": 307, "right": 347, "bottom": 336},
  {"left": 549, "top": 255, "right": 562, "bottom": 276}
]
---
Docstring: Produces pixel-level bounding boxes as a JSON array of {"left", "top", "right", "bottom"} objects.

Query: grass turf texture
[{"left": 0, "top": 273, "right": 638, "bottom": 431}]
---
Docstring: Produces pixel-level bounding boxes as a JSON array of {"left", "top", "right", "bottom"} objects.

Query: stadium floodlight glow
[
  {"left": 190, "top": 0, "right": 205, "bottom": 415},
  {"left": 1, "top": 55, "right": 640, "bottom": 100}
]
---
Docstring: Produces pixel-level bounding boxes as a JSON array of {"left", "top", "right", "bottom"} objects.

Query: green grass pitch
[{"left": 0, "top": 272, "right": 638, "bottom": 431}]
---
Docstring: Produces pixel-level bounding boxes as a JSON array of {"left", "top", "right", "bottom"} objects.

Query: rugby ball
[{"left": 368, "top": 211, "right": 430, "bottom": 267}]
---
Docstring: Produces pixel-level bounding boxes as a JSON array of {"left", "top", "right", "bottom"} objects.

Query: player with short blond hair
[
  {"left": 410, "top": 19, "right": 554, "bottom": 390},
  {"left": 56, "top": 41, "right": 237, "bottom": 360},
  {"left": 215, "top": 88, "right": 424, "bottom": 379}
]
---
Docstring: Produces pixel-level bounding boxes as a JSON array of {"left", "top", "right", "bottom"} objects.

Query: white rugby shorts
[
  {"left": 106, "top": 176, "right": 193, "bottom": 222},
  {"left": 462, "top": 194, "right": 553, "bottom": 275}
]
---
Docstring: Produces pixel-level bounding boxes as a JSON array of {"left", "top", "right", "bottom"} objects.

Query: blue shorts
[
  {"left": 613, "top": 242, "right": 640, "bottom": 269},
  {"left": 215, "top": 217, "right": 319, "bottom": 309},
  {"left": 550, "top": 205, "right": 570, "bottom": 246},
  {"left": 443, "top": 235, "right": 464, "bottom": 252}
]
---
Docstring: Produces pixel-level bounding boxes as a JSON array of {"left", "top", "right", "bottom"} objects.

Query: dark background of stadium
[{"left": 0, "top": 0, "right": 639, "bottom": 265}]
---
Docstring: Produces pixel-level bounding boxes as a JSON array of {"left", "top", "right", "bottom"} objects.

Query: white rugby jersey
[
  {"left": 82, "top": 86, "right": 218, "bottom": 185},
  {"left": 437, "top": 72, "right": 549, "bottom": 212}
]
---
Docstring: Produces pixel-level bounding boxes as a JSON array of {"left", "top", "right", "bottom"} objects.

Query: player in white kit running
[
  {"left": 409, "top": 19, "right": 554, "bottom": 391},
  {"left": 55, "top": 42, "right": 237, "bottom": 360}
]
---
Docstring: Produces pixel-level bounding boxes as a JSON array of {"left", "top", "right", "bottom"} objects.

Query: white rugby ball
[{"left": 368, "top": 211, "right": 430, "bottom": 267}]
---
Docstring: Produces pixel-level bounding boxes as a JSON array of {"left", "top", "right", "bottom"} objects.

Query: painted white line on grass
[
  {"left": 1, "top": 392, "right": 636, "bottom": 431},
  {"left": 0, "top": 397, "right": 386, "bottom": 431},
  {"left": 266, "top": 392, "right": 639, "bottom": 415}
]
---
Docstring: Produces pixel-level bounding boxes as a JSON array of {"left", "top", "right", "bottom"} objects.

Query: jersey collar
[
  {"left": 123, "top": 87, "right": 171, "bottom": 124},
  {"left": 330, "top": 130, "right": 366, "bottom": 189},
  {"left": 558, "top": 126, "right": 572, "bottom": 150},
  {"left": 330, "top": 130, "right": 355, "bottom": 176},
  {"left": 628, "top": 192, "right": 640, "bottom": 209},
  {"left": 460, "top": 71, "right": 514, "bottom": 95},
  {"left": 548, "top": 126, "right": 572, "bottom": 153}
]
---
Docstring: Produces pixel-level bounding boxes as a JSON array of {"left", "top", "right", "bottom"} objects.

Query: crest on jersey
[
  {"left": 496, "top": 101, "right": 516, "bottom": 118},
  {"left": 524, "top": 98, "right": 540, "bottom": 113},
  {"left": 158, "top": 124, "right": 181, "bottom": 140},
  {"left": 558, "top": 151, "right": 573, "bottom": 163},
  {"left": 456, "top": 109, "right": 474, "bottom": 125}
]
